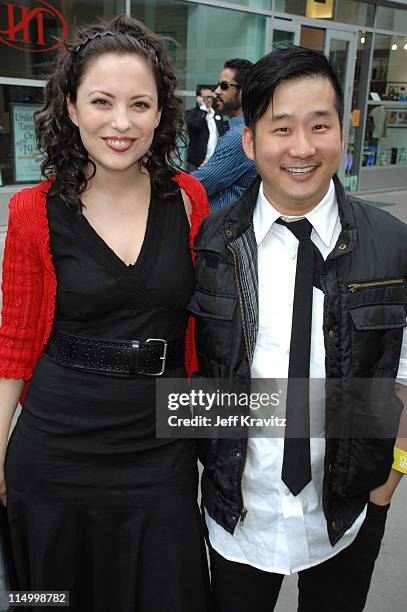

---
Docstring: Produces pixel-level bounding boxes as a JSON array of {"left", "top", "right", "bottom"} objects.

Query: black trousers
[{"left": 210, "top": 501, "right": 389, "bottom": 612}]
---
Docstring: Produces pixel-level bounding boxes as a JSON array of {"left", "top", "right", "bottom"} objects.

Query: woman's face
[{"left": 67, "top": 52, "right": 161, "bottom": 177}]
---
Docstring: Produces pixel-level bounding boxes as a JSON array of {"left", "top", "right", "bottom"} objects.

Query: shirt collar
[
  {"left": 228, "top": 113, "right": 245, "bottom": 128},
  {"left": 253, "top": 180, "right": 337, "bottom": 248}
]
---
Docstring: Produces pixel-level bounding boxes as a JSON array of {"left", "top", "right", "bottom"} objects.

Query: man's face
[
  {"left": 243, "top": 76, "right": 343, "bottom": 215},
  {"left": 214, "top": 68, "right": 241, "bottom": 116},
  {"left": 197, "top": 87, "right": 214, "bottom": 109}
]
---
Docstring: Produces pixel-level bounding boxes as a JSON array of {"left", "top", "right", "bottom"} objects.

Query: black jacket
[
  {"left": 189, "top": 175, "right": 407, "bottom": 546},
  {"left": 186, "top": 105, "right": 225, "bottom": 167}
]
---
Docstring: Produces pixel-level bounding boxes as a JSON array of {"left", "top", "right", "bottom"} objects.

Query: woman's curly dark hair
[{"left": 35, "top": 15, "right": 185, "bottom": 210}]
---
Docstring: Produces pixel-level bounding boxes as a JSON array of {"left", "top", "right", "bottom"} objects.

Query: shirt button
[
  {"left": 284, "top": 488, "right": 291, "bottom": 496},
  {"left": 331, "top": 520, "right": 338, "bottom": 531},
  {"left": 235, "top": 451, "right": 241, "bottom": 459},
  {"left": 15, "top": 299, "right": 22, "bottom": 306},
  {"left": 328, "top": 330, "right": 337, "bottom": 339},
  {"left": 286, "top": 349, "right": 290, "bottom": 355},
  {"left": 292, "top": 253, "right": 297, "bottom": 260}
]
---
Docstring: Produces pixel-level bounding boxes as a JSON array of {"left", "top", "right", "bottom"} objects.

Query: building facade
[{"left": 1, "top": 0, "right": 407, "bottom": 227}]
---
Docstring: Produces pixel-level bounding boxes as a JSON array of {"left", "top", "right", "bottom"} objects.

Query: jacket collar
[
  {"left": 328, "top": 174, "right": 357, "bottom": 260},
  {"left": 221, "top": 173, "right": 357, "bottom": 258},
  {"left": 222, "top": 175, "right": 261, "bottom": 240}
]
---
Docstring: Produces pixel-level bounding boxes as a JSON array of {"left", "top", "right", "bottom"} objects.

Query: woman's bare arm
[{"left": 0, "top": 378, "right": 24, "bottom": 505}]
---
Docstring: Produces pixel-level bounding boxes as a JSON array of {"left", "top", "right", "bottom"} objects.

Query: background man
[
  {"left": 190, "top": 47, "right": 407, "bottom": 611},
  {"left": 185, "top": 84, "right": 224, "bottom": 172},
  {"left": 192, "top": 59, "right": 257, "bottom": 212}
]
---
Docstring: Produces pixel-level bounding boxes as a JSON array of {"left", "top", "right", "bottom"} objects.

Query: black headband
[
  {"left": 72, "top": 30, "right": 159, "bottom": 66},
  {"left": 73, "top": 31, "right": 116, "bottom": 54}
]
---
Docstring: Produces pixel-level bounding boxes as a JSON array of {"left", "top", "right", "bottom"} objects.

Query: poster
[{"left": 12, "top": 104, "right": 41, "bottom": 183}]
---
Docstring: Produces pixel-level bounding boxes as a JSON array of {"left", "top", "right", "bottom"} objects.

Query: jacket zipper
[
  {"left": 227, "top": 243, "right": 249, "bottom": 523},
  {"left": 348, "top": 278, "right": 404, "bottom": 294}
]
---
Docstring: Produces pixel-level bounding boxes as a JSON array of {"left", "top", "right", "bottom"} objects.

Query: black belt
[{"left": 45, "top": 329, "right": 184, "bottom": 376}]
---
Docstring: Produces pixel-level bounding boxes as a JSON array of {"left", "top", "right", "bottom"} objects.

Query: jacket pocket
[
  {"left": 349, "top": 303, "right": 406, "bottom": 376},
  {"left": 188, "top": 289, "right": 238, "bottom": 365},
  {"left": 348, "top": 278, "right": 404, "bottom": 294},
  {"left": 350, "top": 303, "right": 406, "bottom": 331},
  {"left": 188, "top": 289, "right": 237, "bottom": 321},
  {"left": 333, "top": 303, "right": 406, "bottom": 497}
]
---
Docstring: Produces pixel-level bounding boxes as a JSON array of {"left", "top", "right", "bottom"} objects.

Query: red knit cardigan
[{"left": 0, "top": 172, "right": 209, "bottom": 402}]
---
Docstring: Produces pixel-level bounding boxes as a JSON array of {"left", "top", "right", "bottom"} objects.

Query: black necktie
[{"left": 276, "top": 218, "right": 323, "bottom": 495}]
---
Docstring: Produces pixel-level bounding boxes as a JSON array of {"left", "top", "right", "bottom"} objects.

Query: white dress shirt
[
  {"left": 200, "top": 104, "right": 219, "bottom": 166},
  {"left": 206, "top": 179, "right": 407, "bottom": 574}
]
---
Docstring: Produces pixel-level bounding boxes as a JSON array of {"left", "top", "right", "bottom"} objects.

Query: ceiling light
[{"left": 391, "top": 43, "right": 398, "bottom": 51}]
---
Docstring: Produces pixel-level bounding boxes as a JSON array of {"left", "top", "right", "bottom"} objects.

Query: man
[
  {"left": 186, "top": 84, "right": 224, "bottom": 172},
  {"left": 190, "top": 47, "right": 407, "bottom": 611},
  {"left": 192, "top": 59, "right": 257, "bottom": 212}
]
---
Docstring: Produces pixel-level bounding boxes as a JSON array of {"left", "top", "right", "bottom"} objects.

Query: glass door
[
  {"left": 268, "top": 17, "right": 300, "bottom": 51},
  {"left": 324, "top": 30, "right": 357, "bottom": 187}
]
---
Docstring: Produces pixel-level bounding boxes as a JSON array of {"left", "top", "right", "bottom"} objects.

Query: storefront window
[
  {"left": 343, "top": 31, "right": 373, "bottom": 191},
  {"left": 369, "top": 34, "right": 406, "bottom": 100},
  {"left": 0, "top": 84, "right": 44, "bottom": 186},
  {"left": 363, "top": 33, "right": 407, "bottom": 170},
  {"left": 375, "top": 6, "right": 407, "bottom": 32},
  {"left": 275, "top": 0, "right": 374, "bottom": 26},
  {"left": 217, "top": 0, "right": 271, "bottom": 7},
  {"left": 0, "top": 0, "right": 126, "bottom": 79},
  {"left": 131, "top": 0, "right": 267, "bottom": 92}
]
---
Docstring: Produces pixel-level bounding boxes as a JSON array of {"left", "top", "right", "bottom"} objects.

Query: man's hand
[
  {"left": 370, "top": 467, "right": 403, "bottom": 506},
  {"left": 203, "top": 95, "right": 213, "bottom": 109},
  {"left": 370, "top": 384, "right": 407, "bottom": 506}
]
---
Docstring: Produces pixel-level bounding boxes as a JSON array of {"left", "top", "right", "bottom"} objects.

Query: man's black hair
[
  {"left": 224, "top": 58, "right": 253, "bottom": 88},
  {"left": 196, "top": 84, "right": 213, "bottom": 96},
  {"left": 242, "top": 46, "right": 344, "bottom": 130}
]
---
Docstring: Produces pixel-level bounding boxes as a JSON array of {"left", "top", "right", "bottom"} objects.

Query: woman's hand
[
  {"left": 0, "top": 470, "right": 6, "bottom": 506},
  {"left": 0, "top": 463, "right": 7, "bottom": 506},
  {"left": 0, "top": 378, "right": 25, "bottom": 507}
]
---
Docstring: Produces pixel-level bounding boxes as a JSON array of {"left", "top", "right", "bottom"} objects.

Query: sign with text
[
  {"left": 12, "top": 103, "right": 41, "bottom": 182},
  {"left": 0, "top": 0, "right": 68, "bottom": 52}
]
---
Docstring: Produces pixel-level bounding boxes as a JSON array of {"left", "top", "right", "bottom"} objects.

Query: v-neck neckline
[{"left": 75, "top": 191, "right": 155, "bottom": 277}]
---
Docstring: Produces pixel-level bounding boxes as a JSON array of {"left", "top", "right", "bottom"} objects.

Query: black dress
[{"left": 5, "top": 185, "right": 211, "bottom": 612}]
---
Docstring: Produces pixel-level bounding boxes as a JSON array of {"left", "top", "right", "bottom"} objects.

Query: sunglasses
[{"left": 216, "top": 81, "right": 241, "bottom": 91}]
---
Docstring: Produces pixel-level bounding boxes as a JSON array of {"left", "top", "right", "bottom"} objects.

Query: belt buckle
[{"left": 145, "top": 338, "right": 167, "bottom": 376}]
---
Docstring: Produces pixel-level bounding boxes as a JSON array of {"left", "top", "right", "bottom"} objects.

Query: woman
[{"left": 0, "top": 16, "right": 210, "bottom": 611}]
